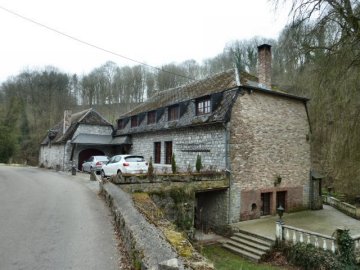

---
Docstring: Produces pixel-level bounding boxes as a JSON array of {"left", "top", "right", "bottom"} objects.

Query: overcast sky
[{"left": 0, "top": 0, "right": 291, "bottom": 83}]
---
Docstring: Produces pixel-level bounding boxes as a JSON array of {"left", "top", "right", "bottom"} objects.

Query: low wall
[
  {"left": 323, "top": 195, "right": 360, "bottom": 219},
  {"left": 100, "top": 181, "right": 187, "bottom": 270}
]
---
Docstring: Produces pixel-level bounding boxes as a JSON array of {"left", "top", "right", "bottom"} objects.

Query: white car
[
  {"left": 100, "top": 155, "right": 148, "bottom": 178},
  {"left": 82, "top": 156, "right": 109, "bottom": 173}
]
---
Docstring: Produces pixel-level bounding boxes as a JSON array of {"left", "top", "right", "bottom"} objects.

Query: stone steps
[{"left": 222, "top": 230, "right": 274, "bottom": 262}]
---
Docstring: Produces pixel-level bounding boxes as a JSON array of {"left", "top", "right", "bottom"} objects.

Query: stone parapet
[{"left": 101, "top": 182, "right": 187, "bottom": 270}]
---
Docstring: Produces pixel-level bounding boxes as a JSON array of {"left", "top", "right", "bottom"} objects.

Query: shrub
[
  {"left": 195, "top": 154, "right": 202, "bottom": 173},
  {"left": 186, "top": 162, "right": 192, "bottom": 173},
  {"left": 288, "top": 242, "right": 343, "bottom": 270},
  {"left": 336, "top": 229, "right": 356, "bottom": 267},
  {"left": 147, "top": 156, "right": 154, "bottom": 180},
  {"left": 171, "top": 153, "right": 177, "bottom": 174}
]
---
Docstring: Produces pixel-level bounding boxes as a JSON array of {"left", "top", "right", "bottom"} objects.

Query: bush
[
  {"left": 171, "top": 153, "right": 177, "bottom": 174},
  {"left": 336, "top": 229, "right": 356, "bottom": 267},
  {"left": 195, "top": 154, "right": 202, "bottom": 173},
  {"left": 288, "top": 242, "right": 343, "bottom": 270},
  {"left": 147, "top": 156, "right": 154, "bottom": 179}
]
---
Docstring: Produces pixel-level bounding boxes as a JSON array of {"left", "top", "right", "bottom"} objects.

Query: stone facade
[
  {"left": 114, "top": 78, "right": 311, "bottom": 226},
  {"left": 129, "top": 124, "right": 227, "bottom": 172},
  {"left": 39, "top": 144, "right": 66, "bottom": 170},
  {"left": 228, "top": 90, "right": 311, "bottom": 222},
  {"left": 39, "top": 123, "right": 114, "bottom": 171}
]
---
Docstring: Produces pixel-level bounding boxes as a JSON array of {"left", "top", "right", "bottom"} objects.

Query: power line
[{"left": 0, "top": 5, "right": 195, "bottom": 81}]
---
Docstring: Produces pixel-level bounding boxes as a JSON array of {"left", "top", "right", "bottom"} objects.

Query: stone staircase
[{"left": 222, "top": 230, "right": 275, "bottom": 262}]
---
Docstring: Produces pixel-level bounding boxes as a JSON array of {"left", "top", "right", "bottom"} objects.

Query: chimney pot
[{"left": 257, "top": 44, "right": 272, "bottom": 89}]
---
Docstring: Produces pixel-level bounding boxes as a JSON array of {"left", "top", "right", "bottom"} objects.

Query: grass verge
[{"left": 201, "top": 244, "right": 284, "bottom": 270}]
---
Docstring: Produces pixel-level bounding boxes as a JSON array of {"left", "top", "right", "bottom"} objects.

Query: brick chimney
[
  {"left": 63, "top": 110, "right": 72, "bottom": 134},
  {"left": 257, "top": 44, "right": 272, "bottom": 89}
]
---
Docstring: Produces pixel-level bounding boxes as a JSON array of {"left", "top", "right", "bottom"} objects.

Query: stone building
[
  {"left": 39, "top": 108, "right": 130, "bottom": 171},
  {"left": 113, "top": 44, "right": 315, "bottom": 225}
]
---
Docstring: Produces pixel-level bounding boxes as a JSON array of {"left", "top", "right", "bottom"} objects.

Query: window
[
  {"left": 168, "top": 105, "right": 179, "bottom": 121},
  {"left": 125, "top": 156, "right": 145, "bottom": 162},
  {"left": 196, "top": 97, "right": 211, "bottom": 115},
  {"left": 165, "top": 141, "right": 172, "bottom": 164},
  {"left": 117, "top": 119, "right": 125, "bottom": 129},
  {"left": 154, "top": 142, "right": 161, "bottom": 164},
  {"left": 147, "top": 111, "right": 156, "bottom": 125},
  {"left": 131, "top": 116, "right": 138, "bottom": 127}
]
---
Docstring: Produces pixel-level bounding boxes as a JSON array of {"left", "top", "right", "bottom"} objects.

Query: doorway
[
  {"left": 261, "top": 192, "right": 272, "bottom": 216},
  {"left": 276, "top": 191, "right": 287, "bottom": 211}
]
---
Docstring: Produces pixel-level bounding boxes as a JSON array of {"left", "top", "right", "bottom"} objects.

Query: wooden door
[
  {"left": 261, "top": 192, "right": 271, "bottom": 216},
  {"left": 276, "top": 191, "right": 287, "bottom": 211}
]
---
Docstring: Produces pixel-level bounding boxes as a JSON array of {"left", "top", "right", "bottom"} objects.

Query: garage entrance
[{"left": 78, "top": 149, "right": 105, "bottom": 170}]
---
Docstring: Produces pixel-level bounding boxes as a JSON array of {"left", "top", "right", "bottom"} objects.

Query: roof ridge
[{"left": 77, "top": 108, "right": 93, "bottom": 123}]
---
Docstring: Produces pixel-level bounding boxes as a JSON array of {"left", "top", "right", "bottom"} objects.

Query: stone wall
[
  {"left": 39, "top": 144, "right": 65, "bottom": 170},
  {"left": 101, "top": 182, "right": 187, "bottom": 270},
  {"left": 130, "top": 124, "right": 226, "bottom": 172},
  {"left": 229, "top": 90, "right": 311, "bottom": 222},
  {"left": 195, "top": 189, "right": 229, "bottom": 233},
  {"left": 119, "top": 179, "right": 230, "bottom": 232}
]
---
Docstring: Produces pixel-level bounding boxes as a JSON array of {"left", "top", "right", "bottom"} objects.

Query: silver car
[
  {"left": 82, "top": 156, "right": 109, "bottom": 173},
  {"left": 101, "top": 155, "right": 148, "bottom": 178}
]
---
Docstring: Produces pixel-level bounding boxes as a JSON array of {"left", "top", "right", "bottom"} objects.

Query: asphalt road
[{"left": 0, "top": 166, "right": 122, "bottom": 270}]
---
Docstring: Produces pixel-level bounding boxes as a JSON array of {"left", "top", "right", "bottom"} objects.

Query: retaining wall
[{"left": 100, "top": 181, "right": 187, "bottom": 270}]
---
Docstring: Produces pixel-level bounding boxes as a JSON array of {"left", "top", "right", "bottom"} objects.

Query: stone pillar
[
  {"left": 90, "top": 167, "right": 96, "bottom": 181},
  {"left": 276, "top": 220, "right": 285, "bottom": 242}
]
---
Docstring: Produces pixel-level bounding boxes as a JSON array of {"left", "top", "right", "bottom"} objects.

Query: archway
[{"left": 78, "top": 148, "right": 105, "bottom": 170}]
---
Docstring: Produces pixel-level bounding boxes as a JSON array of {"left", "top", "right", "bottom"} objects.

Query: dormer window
[
  {"left": 196, "top": 97, "right": 211, "bottom": 115},
  {"left": 131, "top": 116, "right": 138, "bottom": 127},
  {"left": 168, "top": 105, "right": 179, "bottom": 121},
  {"left": 117, "top": 119, "right": 125, "bottom": 129},
  {"left": 147, "top": 111, "right": 156, "bottom": 125}
]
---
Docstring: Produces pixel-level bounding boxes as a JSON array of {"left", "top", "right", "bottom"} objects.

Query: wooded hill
[{"left": 0, "top": 0, "right": 359, "bottom": 198}]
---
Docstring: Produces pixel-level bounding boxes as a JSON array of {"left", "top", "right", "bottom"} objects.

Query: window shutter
[
  {"left": 138, "top": 113, "right": 146, "bottom": 124},
  {"left": 156, "top": 108, "right": 165, "bottom": 121},
  {"left": 211, "top": 92, "right": 223, "bottom": 112},
  {"left": 123, "top": 117, "right": 130, "bottom": 127},
  {"left": 179, "top": 101, "right": 189, "bottom": 117}
]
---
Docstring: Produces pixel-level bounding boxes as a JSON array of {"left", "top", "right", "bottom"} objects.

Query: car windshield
[{"left": 125, "top": 156, "right": 145, "bottom": 162}]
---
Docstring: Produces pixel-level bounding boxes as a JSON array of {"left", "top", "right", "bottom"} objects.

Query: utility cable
[{"left": 0, "top": 5, "right": 196, "bottom": 81}]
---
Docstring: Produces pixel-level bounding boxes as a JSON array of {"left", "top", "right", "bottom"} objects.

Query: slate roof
[
  {"left": 71, "top": 134, "right": 130, "bottom": 145},
  {"left": 41, "top": 108, "right": 113, "bottom": 145},
  {"left": 121, "top": 69, "right": 239, "bottom": 117},
  {"left": 115, "top": 68, "right": 308, "bottom": 136}
]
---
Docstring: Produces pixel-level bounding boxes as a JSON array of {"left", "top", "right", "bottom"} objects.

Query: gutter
[{"left": 241, "top": 85, "right": 309, "bottom": 102}]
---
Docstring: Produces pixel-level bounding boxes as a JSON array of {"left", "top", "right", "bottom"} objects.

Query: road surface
[{"left": 0, "top": 166, "right": 123, "bottom": 270}]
